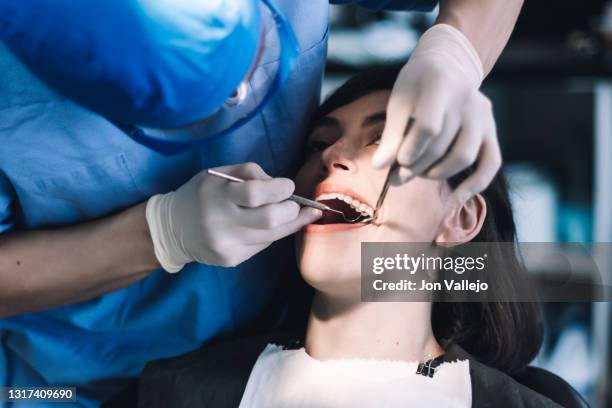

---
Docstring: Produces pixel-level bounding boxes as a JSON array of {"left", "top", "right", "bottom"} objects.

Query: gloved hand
[
  {"left": 146, "top": 163, "right": 322, "bottom": 272},
  {"left": 372, "top": 23, "right": 501, "bottom": 204}
]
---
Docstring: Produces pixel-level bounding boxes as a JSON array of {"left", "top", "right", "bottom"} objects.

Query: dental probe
[{"left": 206, "top": 169, "right": 363, "bottom": 222}]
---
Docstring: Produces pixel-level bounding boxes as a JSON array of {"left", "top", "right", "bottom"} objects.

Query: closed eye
[
  {"left": 366, "top": 133, "right": 382, "bottom": 147},
  {"left": 306, "top": 140, "right": 331, "bottom": 156}
]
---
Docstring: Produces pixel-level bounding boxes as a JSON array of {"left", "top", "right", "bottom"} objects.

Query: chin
[{"left": 297, "top": 232, "right": 362, "bottom": 297}]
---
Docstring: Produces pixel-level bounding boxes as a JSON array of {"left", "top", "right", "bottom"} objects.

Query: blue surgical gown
[{"left": 0, "top": 0, "right": 436, "bottom": 406}]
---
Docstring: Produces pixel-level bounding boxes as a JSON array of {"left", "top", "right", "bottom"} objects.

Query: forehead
[{"left": 326, "top": 90, "right": 391, "bottom": 122}]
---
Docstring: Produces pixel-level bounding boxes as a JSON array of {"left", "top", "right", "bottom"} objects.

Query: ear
[{"left": 435, "top": 194, "right": 487, "bottom": 245}]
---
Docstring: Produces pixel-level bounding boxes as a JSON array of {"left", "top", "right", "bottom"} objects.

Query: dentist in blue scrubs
[{"left": 0, "top": 0, "right": 523, "bottom": 406}]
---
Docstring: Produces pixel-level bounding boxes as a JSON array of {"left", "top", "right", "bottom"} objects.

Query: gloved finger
[
  {"left": 451, "top": 137, "right": 502, "bottom": 204},
  {"left": 372, "top": 89, "right": 413, "bottom": 169},
  {"left": 226, "top": 177, "right": 295, "bottom": 207},
  {"left": 214, "top": 162, "right": 272, "bottom": 181},
  {"left": 396, "top": 84, "right": 449, "bottom": 168},
  {"left": 237, "top": 200, "right": 301, "bottom": 229},
  {"left": 246, "top": 207, "right": 323, "bottom": 244},
  {"left": 423, "top": 122, "right": 481, "bottom": 180},
  {"left": 394, "top": 166, "right": 415, "bottom": 184},
  {"left": 403, "top": 112, "right": 460, "bottom": 177}
]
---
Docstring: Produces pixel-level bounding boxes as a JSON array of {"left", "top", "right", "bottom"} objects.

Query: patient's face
[{"left": 295, "top": 90, "right": 452, "bottom": 296}]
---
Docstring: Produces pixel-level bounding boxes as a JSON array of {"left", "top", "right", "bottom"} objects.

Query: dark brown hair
[{"left": 312, "top": 66, "right": 543, "bottom": 373}]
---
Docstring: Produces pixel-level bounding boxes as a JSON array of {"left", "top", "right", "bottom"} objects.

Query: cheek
[
  {"left": 294, "top": 158, "right": 320, "bottom": 197},
  {"left": 382, "top": 180, "right": 446, "bottom": 241}
]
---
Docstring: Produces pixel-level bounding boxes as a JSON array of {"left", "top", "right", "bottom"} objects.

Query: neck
[{"left": 304, "top": 291, "right": 443, "bottom": 362}]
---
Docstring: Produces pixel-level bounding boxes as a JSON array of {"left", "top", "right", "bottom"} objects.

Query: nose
[{"left": 320, "top": 140, "right": 357, "bottom": 177}]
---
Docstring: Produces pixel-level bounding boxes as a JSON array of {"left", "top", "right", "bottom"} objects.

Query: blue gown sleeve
[
  {"left": 330, "top": 0, "right": 438, "bottom": 12},
  {"left": 0, "top": 173, "right": 14, "bottom": 234}
]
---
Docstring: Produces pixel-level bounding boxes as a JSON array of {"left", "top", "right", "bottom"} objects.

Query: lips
[
  {"left": 304, "top": 183, "right": 375, "bottom": 233},
  {"left": 304, "top": 222, "right": 366, "bottom": 234},
  {"left": 314, "top": 185, "right": 374, "bottom": 223},
  {"left": 313, "top": 184, "right": 374, "bottom": 208},
  {"left": 315, "top": 193, "right": 373, "bottom": 221}
]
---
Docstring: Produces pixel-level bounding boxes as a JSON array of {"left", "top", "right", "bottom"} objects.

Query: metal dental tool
[
  {"left": 372, "top": 117, "right": 417, "bottom": 223},
  {"left": 372, "top": 162, "right": 417, "bottom": 223},
  {"left": 207, "top": 169, "right": 364, "bottom": 223}
]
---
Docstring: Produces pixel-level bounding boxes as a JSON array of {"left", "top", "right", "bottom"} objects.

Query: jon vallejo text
[{"left": 372, "top": 278, "right": 489, "bottom": 293}]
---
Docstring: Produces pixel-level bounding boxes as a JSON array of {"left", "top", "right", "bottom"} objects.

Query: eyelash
[{"left": 367, "top": 133, "right": 382, "bottom": 146}]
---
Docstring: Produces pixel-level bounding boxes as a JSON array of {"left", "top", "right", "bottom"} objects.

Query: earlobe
[{"left": 435, "top": 194, "right": 487, "bottom": 245}]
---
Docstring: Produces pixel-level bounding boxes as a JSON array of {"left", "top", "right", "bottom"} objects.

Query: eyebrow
[
  {"left": 312, "top": 116, "right": 342, "bottom": 132},
  {"left": 310, "top": 110, "right": 387, "bottom": 135},
  {"left": 361, "top": 111, "right": 386, "bottom": 127}
]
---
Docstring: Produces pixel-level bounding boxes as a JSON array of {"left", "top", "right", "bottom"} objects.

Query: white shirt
[{"left": 240, "top": 344, "right": 472, "bottom": 407}]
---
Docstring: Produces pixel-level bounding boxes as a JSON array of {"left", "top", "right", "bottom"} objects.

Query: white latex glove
[
  {"left": 372, "top": 23, "right": 501, "bottom": 204},
  {"left": 146, "top": 162, "right": 322, "bottom": 272}
]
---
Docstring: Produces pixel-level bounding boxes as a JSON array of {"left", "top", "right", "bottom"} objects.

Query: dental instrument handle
[
  {"left": 374, "top": 161, "right": 399, "bottom": 215},
  {"left": 373, "top": 162, "right": 417, "bottom": 222},
  {"left": 372, "top": 117, "right": 417, "bottom": 222},
  {"left": 288, "top": 195, "right": 331, "bottom": 211},
  {"left": 207, "top": 169, "right": 330, "bottom": 211},
  {"left": 207, "top": 169, "right": 245, "bottom": 183}
]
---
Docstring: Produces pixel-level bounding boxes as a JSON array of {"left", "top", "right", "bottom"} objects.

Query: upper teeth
[{"left": 314, "top": 193, "right": 374, "bottom": 217}]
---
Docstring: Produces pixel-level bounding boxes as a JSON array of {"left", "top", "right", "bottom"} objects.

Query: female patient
[{"left": 138, "top": 68, "right": 561, "bottom": 407}]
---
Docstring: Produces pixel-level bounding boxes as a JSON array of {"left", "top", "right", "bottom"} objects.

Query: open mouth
[{"left": 314, "top": 193, "right": 374, "bottom": 224}]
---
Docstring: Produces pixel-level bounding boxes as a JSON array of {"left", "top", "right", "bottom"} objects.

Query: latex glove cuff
[
  {"left": 146, "top": 193, "right": 190, "bottom": 273},
  {"left": 412, "top": 23, "right": 484, "bottom": 88}
]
